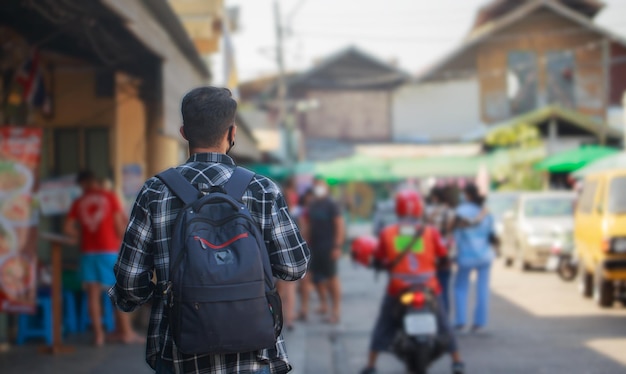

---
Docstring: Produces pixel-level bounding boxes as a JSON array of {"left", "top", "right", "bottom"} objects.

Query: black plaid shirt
[{"left": 109, "top": 153, "right": 310, "bottom": 374}]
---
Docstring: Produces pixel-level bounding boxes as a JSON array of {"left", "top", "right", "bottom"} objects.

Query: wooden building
[{"left": 400, "top": 0, "right": 625, "bottom": 146}]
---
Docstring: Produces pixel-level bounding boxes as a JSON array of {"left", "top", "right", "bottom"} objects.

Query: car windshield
[
  {"left": 523, "top": 197, "right": 573, "bottom": 217},
  {"left": 487, "top": 194, "right": 518, "bottom": 219},
  {"left": 608, "top": 177, "right": 626, "bottom": 214}
]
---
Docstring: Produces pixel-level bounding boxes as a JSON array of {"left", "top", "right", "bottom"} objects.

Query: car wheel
[
  {"left": 504, "top": 257, "right": 513, "bottom": 267},
  {"left": 578, "top": 263, "right": 593, "bottom": 298},
  {"left": 516, "top": 247, "right": 530, "bottom": 272},
  {"left": 594, "top": 267, "right": 615, "bottom": 308}
]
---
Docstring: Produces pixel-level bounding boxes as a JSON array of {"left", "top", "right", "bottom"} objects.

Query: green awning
[
  {"left": 247, "top": 162, "right": 317, "bottom": 180},
  {"left": 315, "top": 155, "right": 399, "bottom": 183},
  {"left": 572, "top": 152, "right": 626, "bottom": 178},
  {"left": 534, "top": 145, "right": 619, "bottom": 173}
]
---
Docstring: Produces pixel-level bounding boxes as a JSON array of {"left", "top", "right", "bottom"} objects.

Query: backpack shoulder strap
[
  {"left": 223, "top": 167, "right": 255, "bottom": 201},
  {"left": 156, "top": 168, "right": 201, "bottom": 206}
]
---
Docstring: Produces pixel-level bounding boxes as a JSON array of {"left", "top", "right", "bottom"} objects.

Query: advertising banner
[{"left": 0, "top": 127, "right": 42, "bottom": 313}]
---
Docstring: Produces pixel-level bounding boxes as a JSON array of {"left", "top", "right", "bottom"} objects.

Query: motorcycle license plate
[
  {"left": 546, "top": 256, "right": 559, "bottom": 271},
  {"left": 403, "top": 312, "right": 437, "bottom": 336}
]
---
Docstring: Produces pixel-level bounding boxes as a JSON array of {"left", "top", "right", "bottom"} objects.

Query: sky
[{"left": 213, "top": 0, "right": 626, "bottom": 85}]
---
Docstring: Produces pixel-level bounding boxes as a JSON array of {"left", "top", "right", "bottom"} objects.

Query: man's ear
[
  {"left": 179, "top": 126, "right": 188, "bottom": 140},
  {"left": 231, "top": 125, "right": 238, "bottom": 141}
]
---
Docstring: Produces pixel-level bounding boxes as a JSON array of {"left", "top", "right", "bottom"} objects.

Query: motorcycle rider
[{"left": 359, "top": 190, "right": 464, "bottom": 374}]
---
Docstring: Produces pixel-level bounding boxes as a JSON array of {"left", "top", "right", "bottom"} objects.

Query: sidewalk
[{"left": 0, "top": 256, "right": 445, "bottom": 374}]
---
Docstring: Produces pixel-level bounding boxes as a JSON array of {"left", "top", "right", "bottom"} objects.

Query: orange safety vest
[{"left": 376, "top": 223, "right": 447, "bottom": 296}]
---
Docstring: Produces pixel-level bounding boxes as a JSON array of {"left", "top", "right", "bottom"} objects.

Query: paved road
[
  {"left": 331, "top": 259, "right": 626, "bottom": 374},
  {"left": 2, "top": 258, "right": 626, "bottom": 374}
]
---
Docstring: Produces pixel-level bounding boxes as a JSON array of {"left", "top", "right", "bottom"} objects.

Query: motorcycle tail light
[
  {"left": 400, "top": 292, "right": 414, "bottom": 305},
  {"left": 411, "top": 292, "right": 426, "bottom": 308}
]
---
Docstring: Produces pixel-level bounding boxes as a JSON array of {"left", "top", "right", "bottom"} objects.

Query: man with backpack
[{"left": 109, "top": 87, "right": 310, "bottom": 374}]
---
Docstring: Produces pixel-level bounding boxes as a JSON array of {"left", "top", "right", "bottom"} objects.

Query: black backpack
[{"left": 157, "top": 167, "right": 282, "bottom": 355}]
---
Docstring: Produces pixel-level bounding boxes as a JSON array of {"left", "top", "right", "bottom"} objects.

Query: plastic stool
[
  {"left": 63, "top": 290, "right": 79, "bottom": 334},
  {"left": 79, "top": 291, "right": 115, "bottom": 332},
  {"left": 16, "top": 292, "right": 53, "bottom": 345}
]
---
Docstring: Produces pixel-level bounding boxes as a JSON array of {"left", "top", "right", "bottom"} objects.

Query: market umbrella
[
  {"left": 534, "top": 145, "right": 619, "bottom": 173},
  {"left": 572, "top": 152, "right": 626, "bottom": 178}
]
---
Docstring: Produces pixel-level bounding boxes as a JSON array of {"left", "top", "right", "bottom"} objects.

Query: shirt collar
[{"left": 186, "top": 152, "right": 236, "bottom": 166}]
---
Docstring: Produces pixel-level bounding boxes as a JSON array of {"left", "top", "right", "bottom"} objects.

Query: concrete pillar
[
  {"left": 113, "top": 73, "right": 147, "bottom": 195},
  {"left": 548, "top": 118, "right": 558, "bottom": 155}
]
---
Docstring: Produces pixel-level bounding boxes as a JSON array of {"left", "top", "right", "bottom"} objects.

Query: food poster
[{"left": 0, "top": 127, "right": 42, "bottom": 313}]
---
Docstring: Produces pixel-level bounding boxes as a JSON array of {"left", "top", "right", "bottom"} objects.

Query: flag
[
  {"left": 15, "top": 50, "right": 51, "bottom": 114},
  {"left": 222, "top": 14, "right": 239, "bottom": 100}
]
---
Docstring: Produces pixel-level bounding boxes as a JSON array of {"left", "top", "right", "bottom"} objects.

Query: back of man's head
[{"left": 181, "top": 87, "right": 237, "bottom": 149}]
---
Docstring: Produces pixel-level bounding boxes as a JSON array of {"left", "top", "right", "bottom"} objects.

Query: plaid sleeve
[
  {"left": 266, "top": 192, "right": 310, "bottom": 281},
  {"left": 108, "top": 184, "right": 155, "bottom": 312}
]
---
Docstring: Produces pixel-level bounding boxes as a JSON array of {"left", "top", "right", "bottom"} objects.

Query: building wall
[
  {"left": 303, "top": 90, "right": 391, "bottom": 141},
  {"left": 168, "top": 0, "right": 224, "bottom": 54},
  {"left": 610, "top": 43, "right": 626, "bottom": 106},
  {"left": 35, "top": 61, "right": 115, "bottom": 129},
  {"left": 113, "top": 72, "right": 147, "bottom": 195},
  {"left": 477, "top": 8, "right": 606, "bottom": 123},
  {"left": 102, "top": 0, "right": 209, "bottom": 175},
  {"left": 34, "top": 55, "right": 116, "bottom": 181},
  {"left": 392, "top": 79, "right": 481, "bottom": 142}
]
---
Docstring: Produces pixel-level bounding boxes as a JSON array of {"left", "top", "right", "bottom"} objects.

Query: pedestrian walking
[
  {"left": 425, "top": 186, "right": 455, "bottom": 315},
  {"left": 275, "top": 178, "right": 299, "bottom": 331},
  {"left": 64, "top": 170, "right": 141, "bottom": 347},
  {"left": 296, "top": 188, "right": 315, "bottom": 322},
  {"left": 108, "top": 87, "right": 310, "bottom": 374},
  {"left": 453, "top": 183, "right": 495, "bottom": 333},
  {"left": 302, "top": 178, "right": 344, "bottom": 324}
]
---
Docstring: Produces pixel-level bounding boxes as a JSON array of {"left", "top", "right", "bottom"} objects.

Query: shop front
[{"left": 0, "top": 0, "right": 211, "bottom": 348}]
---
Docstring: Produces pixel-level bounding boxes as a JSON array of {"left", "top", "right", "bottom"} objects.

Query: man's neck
[{"left": 189, "top": 146, "right": 225, "bottom": 155}]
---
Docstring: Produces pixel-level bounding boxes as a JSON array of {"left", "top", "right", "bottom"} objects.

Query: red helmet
[
  {"left": 395, "top": 190, "right": 423, "bottom": 218},
  {"left": 351, "top": 236, "right": 378, "bottom": 267}
]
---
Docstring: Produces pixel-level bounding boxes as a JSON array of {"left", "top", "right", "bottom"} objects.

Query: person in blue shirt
[{"left": 453, "top": 183, "right": 496, "bottom": 333}]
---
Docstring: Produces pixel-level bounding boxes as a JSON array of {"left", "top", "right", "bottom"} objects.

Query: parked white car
[{"left": 501, "top": 192, "right": 576, "bottom": 270}]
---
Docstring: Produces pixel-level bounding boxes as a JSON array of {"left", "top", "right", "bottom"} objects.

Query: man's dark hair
[
  {"left": 181, "top": 87, "right": 237, "bottom": 149},
  {"left": 464, "top": 183, "right": 485, "bottom": 207},
  {"left": 76, "top": 169, "right": 95, "bottom": 184}
]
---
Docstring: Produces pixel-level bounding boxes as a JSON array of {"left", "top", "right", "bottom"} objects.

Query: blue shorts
[{"left": 80, "top": 253, "right": 118, "bottom": 287}]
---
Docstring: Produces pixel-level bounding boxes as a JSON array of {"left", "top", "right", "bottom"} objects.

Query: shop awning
[
  {"left": 572, "top": 152, "right": 626, "bottom": 178},
  {"left": 534, "top": 145, "right": 619, "bottom": 173}
]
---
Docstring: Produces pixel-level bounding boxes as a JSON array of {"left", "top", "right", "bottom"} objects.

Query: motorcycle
[
  {"left": 350, "top": 236, "right": 451, "bottom": 374},
  {"left": 391, "top": 286, "right": 448, "bottom": 374},
  {"left": 546, "top": 230, "right": 577, "bottom": 282}
]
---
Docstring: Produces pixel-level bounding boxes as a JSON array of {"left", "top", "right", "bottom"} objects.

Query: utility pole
[{"left": 273, "top": 0, "right": 290, "bottom": 163}]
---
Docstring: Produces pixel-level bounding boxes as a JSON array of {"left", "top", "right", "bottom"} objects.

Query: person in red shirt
[
  {"left": 64, "top": 170, "right": 140, "bottom": 347},
  {"left": 360, "top": 190, "right": 464, "bottom": 374}
]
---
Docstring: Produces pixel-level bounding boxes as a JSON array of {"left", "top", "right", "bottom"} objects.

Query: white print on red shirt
[{"left": 78, "top": 194, "right": 110, "bottom": 233}]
